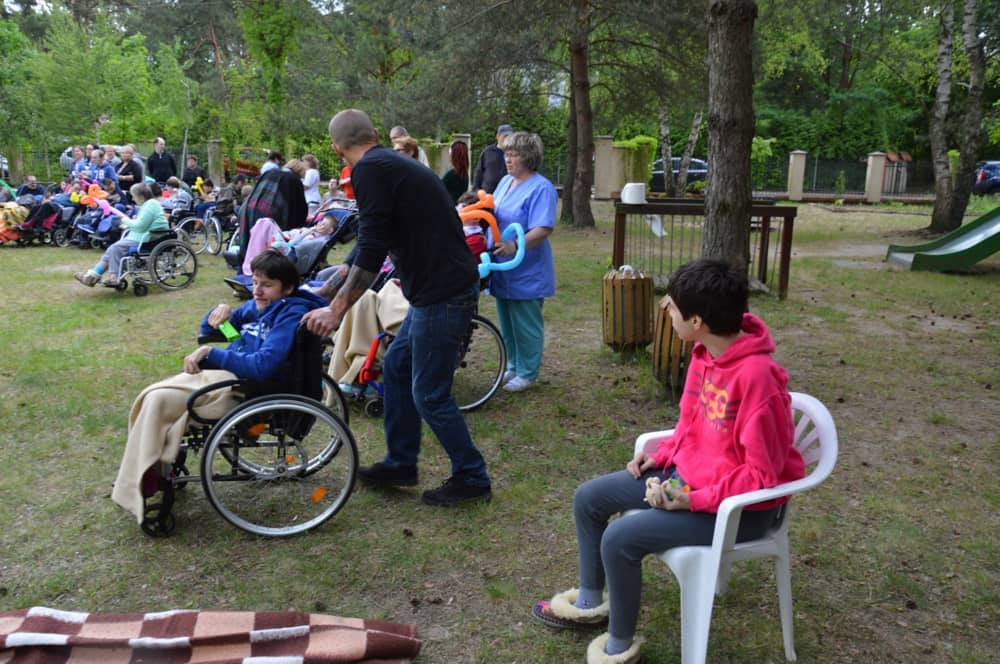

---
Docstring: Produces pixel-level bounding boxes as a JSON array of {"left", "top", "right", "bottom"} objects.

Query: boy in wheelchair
[{"left": 111, "top": 250, "right": 328, "bottom": 524}]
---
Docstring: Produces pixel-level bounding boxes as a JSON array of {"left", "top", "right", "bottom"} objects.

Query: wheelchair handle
[{"left": 478, "top": 222, "right": 525, "bottom": 279}]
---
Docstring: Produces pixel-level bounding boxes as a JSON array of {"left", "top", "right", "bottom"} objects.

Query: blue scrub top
[{"left": 489, "top": 172, "right": 557, "bottom": 300}]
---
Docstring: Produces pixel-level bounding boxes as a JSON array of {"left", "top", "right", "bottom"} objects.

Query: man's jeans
[{"left": 381, "top": 285, "right": 490, "bottom": 487}]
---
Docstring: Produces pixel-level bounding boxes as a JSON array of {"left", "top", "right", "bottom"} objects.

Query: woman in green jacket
[{"left": 74, "top": 183, "right": 170, "bottom": 287}]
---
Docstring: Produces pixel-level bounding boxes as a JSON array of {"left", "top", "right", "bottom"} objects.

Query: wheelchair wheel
[
  {"left": 177, "top": 217, "right": 209, "bottom": 254},
  {"left": 204, "top": 214, "right": 224, "bottom": 255},
  {"left": 52, "top": 227, "right": 71, "bottom": 247},
  {"left": 320, "top": 373, "right": 350, "bottom": 426},
  {"left": 150, "top": 239, "right": 198, "bottom": 290},
  {"left": 364, "top": 398, "right": 384, "bottom": 418},
  {"left": 200, "top": 394, "right": 358, "bottom": 537},
  {"left": 452, "top": 314, "right": 506, "bottom": 412}
]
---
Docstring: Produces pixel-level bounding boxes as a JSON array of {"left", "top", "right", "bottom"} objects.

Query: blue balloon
[{"left": 478, "top": 222, "right": 525, "bottom": 279}]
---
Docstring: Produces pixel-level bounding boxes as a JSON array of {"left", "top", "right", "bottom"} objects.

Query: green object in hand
[
  {"left": 663, "top": 478, "right": 689, "bottom": 499},
  {"left": 219, "top": 320, "right": 240, "bottom": 341}
]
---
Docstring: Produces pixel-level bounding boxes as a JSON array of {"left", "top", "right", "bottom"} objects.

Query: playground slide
[{"left": 885, "top": 205, "right": 1000, "bottom": 271}]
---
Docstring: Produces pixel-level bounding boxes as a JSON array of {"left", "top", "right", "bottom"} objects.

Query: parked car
[
  {"left": 649, "top": 157, "right": 709, "bottom": 192},
  {"left": 973, "top": 161, "right": 1000, "bottom": 195},
  {"left": 59, "top": 145, "right": 146, "bottom": 172}
]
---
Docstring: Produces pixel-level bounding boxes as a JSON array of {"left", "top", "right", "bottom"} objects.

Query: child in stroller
[{"left": 223, "top": 208, "right": 358, "bottom": 298}]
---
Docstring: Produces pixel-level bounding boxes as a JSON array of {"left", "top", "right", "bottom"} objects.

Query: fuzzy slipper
[
  {"left": 532, "top": 588, "right": 609, "bottom": 631},
  {"left": 586, "top": 632, "right": 644, "bottom": 664}
]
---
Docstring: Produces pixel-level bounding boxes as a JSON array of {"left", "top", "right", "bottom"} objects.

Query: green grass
[{"left": 0, "top": 201, "right": 998, "bottom": 662}]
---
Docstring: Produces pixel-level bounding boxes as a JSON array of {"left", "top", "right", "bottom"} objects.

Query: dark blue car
[
  {"left": 649, "top": 157, "right": 708, "bottom": 193},
  {"left": 973, "top": 161, "right": 1000, "bottom": 195}
]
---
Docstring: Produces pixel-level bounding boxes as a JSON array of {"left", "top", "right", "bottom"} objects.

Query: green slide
[{"left": 886, "top": 205, "right": 1000, "bottom": 271}]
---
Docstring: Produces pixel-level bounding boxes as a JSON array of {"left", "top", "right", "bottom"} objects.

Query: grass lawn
[{"left": 0, "top": 201, "right": 997, "bottom": 663}]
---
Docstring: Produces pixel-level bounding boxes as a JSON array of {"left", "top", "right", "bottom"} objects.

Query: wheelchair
[
  {"left": 141, "top": 329, "right": 357, "bottom": 538},
  {"left": 342, "top": 311, "right": 506, "bottom": 417},
  {"left": 110, "top": 230, "right": 199, "bottom": 296}
]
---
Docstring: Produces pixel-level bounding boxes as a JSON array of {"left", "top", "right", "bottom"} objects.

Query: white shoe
[
  {"left": 502, "top": 370, "right": 516, "bottom": 383},
  {"left": 586, "top": 633, "right": 644, "bottom": 664},
  {"left": 503, "top": 376, "right": 537, "bottom": 392}
]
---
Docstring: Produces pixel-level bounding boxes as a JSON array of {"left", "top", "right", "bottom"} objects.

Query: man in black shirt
[
  {"left": 181, "top": 154, "right": 206, "bottom": 187},
  {"left": 303, "top": 109, "right": 491, "bottom": 506},
  {"left": 146, "top": 137, "right": 177, "bottom": 184},
  {"left": 472, "top": 123, "right": 512, "bottom": 193}
]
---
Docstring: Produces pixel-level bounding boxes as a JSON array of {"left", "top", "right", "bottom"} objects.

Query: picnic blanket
[{"left": 0, "top": 606, "right": 422, "bottom": 663}]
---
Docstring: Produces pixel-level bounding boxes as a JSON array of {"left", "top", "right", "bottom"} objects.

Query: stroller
[
  {"left": 14, "top": 200, "right": 65, "bottom": 246},
  {"left": 50, "top": 203, "right": 86, "bottom": 247},
  {"left": 223, "top": 209, "right": 358, "bottom": 298},
  {"left": 70, "top": 206, "right": 125, "bottom": 249}
]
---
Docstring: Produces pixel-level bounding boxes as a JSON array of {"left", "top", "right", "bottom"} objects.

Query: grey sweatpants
[{"left": 573, "top": 469, "right": 779, "bottom": 640}]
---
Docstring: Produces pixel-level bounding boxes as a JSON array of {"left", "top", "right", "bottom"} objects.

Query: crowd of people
[{"left": 5, "top": 117, "right": 807, "bottom": 664}]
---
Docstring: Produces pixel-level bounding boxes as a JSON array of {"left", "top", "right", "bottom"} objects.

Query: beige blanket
[
  {"left": 328, "top": 279, "right": 410, "bottom": 385},
  {"left": 111, "top": 370, "right": 240, "bottom": 523}
]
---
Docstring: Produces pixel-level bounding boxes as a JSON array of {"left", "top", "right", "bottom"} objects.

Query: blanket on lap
[{"left": 0, "top": 606, "right": 422, "bottom": 663}]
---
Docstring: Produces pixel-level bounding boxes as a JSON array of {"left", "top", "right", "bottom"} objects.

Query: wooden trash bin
[
  {"left": 602, "top": 266, "right": 654, "bottom": 352},
  {"left": 652, "top": 295, "right": 693, "bottom": 400}
]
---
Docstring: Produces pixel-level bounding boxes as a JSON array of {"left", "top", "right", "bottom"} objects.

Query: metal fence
[
  {"left": 754, "top": 154, "right": 937, "bottom": 197},
  {"left": 612, "top": 200, "right": 797, "bottom": 299}
]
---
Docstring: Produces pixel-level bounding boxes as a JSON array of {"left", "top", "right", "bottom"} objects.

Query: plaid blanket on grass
[{"left": 0, "top": 606, "right": 421, "bottom": 663}]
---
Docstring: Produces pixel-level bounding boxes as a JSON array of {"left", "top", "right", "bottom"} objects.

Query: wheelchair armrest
[
  {"left": 186, "top": 378, "right": 247, "bottom": 424},
  {"left": 197, "top": 330, "right": 228, "bottom": 344}
]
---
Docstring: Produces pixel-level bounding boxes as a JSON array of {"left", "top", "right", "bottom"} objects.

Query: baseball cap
[{"left": 497, "top": 124, "right": 513, "bottom": 135}]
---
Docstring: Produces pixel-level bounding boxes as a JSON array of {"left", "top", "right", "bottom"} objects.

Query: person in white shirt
[{"left": 301, "top": 153, "right": 322, "bottom": 212}]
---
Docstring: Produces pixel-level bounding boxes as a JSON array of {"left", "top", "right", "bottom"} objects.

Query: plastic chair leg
[
  {"left": 774, "top": 550, "right": 797, "bottom": 662},
  {"left": 669, "top": 552, "right": 717, "bottom": 664}
]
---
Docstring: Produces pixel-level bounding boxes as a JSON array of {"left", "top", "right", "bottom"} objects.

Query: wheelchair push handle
[{"left": 478, "top": 222, "right": 525, "bottom": 280}]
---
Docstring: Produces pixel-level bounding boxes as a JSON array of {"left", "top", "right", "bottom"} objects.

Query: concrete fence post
[
  {"left": 593, "top": 136, "right": 615, "bottom": 199},
  {"left": 787, "top": 150, "right": 807, "bottom": 201},
  {"left": 206, "top": 139, "right": 223, "bottom": 184},
  {"left": 865, "top": 152, "right": 887, "bottom": 203}
]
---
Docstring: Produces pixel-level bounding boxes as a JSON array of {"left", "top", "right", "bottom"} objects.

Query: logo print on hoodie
[{"left": 699, "top": 380, "right": 732, "bottom": 432}]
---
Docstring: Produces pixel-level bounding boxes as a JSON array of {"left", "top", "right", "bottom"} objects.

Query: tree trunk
[
  {"left": 948, "top": 0, "right": 985, "bottom": 229},
  {"left": 658, "top": 98, "right": 676, "bottom": 198},
  {"left": 677, "top": 110, "right": 704, "bottom": 196},
  {"left": 929, "top": 1, "right": 955, "bottom": 233},
  {"left": 569, "top": 0, "right": 595, "bottom": 228},
  {"left": 560, "top": 79, "right": 578, "bottom": 226},
  {"left": 703, "top": 0, "right": 756, "bottom": 269}
]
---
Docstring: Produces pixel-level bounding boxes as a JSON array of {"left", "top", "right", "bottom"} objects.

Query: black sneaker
[
  {"left": 358, "top": 462, "right": 418, "bottom": 487},
  {"left": 421, "top": 477, "right": 492, "bottom": 507}
]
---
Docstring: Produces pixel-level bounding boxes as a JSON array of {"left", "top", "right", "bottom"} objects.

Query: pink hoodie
[{"left": 650, "top": 313, "right": 805, "bottom": 513}]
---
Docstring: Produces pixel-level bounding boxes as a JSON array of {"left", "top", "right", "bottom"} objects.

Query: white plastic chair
[{"left": 629, "top": 391, "right": 838, "bottom": 663}]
